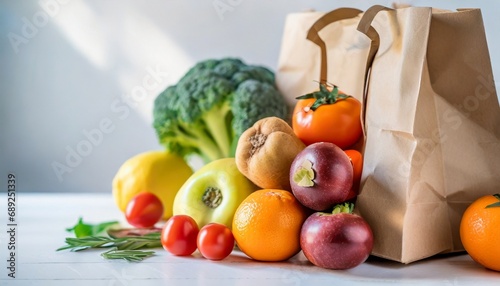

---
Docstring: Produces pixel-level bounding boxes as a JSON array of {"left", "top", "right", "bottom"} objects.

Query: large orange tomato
[{"left": 292, "top": 84, "right": 362, "bottom": 149}]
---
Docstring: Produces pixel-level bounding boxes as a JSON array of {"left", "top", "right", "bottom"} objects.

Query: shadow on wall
[{"left": 1, "top": 1, "right": 195, "bottom": 192}]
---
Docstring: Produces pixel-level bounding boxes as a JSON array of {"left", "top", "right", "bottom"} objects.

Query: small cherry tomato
[
  {"left": 161, "top": 215, "right": 199, "bottom": 256},
  {"left": 125, "top": 192, "right": 164, "bottom": 228},
  {"left": 344, "top": 150, "right": 363, "bottom": 201},
  {"left": 292, "top": 83, "right": 362, "bottom": 149},
  {"left": 197, "top": 223, "right": 234, "bottom": 260}
]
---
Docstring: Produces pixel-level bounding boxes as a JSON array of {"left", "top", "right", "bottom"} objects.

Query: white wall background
[{"left": 1, "top": 0, "right": 499, "bottom": 193}]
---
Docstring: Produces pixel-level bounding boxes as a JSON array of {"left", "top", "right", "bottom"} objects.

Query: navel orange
[
  {"left": 232, "top": 189, "right": 308, "bottom": 261},
  {"left": 460, "top": 194, "right": 500, "bottom": 271}
]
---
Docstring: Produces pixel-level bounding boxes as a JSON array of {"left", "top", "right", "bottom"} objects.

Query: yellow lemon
[{"left": 112, "top": 150, "right": 193, "bottom": 219}]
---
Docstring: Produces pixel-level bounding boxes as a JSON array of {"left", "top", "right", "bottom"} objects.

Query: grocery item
[
  {"left": 112, "top": 150, "right": 193, "bottom": 219},
  {"left": 292, "top": 83, "right": 362, "bottom": 149},
  {"left": 460, "top": 194, "right": 500, "bottom": 271},
  {"left": 125, "top": 192, "right": 164, "bottom": 228},
  {"left": 290, "top": 142, "right": 353, "bottom": 211},
  {"left": 173, "top": 158, "right": 258, "bottom": 229},
  {"left": 301, "top": 203, "right": 373, "bottom": 270},
  {"left": 197, "top": 223, "right": 234, "bottom": 261},
  {"left": 161, "top": 215, "right": 199, "bottom": 256},
  {"left": 152, "top": 58, "right": 288, "bottom": 163},
  {"left": 232, "top": 189, "right": 308, "bottom": 261},
  {"left": 235, "top": 116, "right": 305, "bottom": 190}
]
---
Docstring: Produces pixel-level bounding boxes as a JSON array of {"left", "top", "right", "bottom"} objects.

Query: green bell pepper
[{"left": 172, "top": 158, "right": 258, "bottom": 229}]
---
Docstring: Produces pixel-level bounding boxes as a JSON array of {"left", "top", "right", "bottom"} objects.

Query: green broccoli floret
[
  {"left": 152, "top": 58, "right": 289, "bottom": 164},
  {"left": 231, "top": 79, "right": 288, "bottom": 135}
]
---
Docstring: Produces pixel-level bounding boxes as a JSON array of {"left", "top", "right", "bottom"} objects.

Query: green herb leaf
[
  {"left": 101, "top": 247, "right": 155, "bottom": 262},
  {"left": 293, "top": 160, "right": 315, "bottom": 187},
  {"left": 57, "top": 232, "right": 162, "bottom": 252},
  {"left": 66, "top": 217, "right": 119, "bottom": 238},
  {"left": 485, "top": 193, "right": 500, "bottom": 209}
]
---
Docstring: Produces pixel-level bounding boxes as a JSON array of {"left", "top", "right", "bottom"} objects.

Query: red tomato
[
  {"left": 197, "top": 223, "right": 234, "bottom": 260},
  {"left": 344, "top": 149, "right": 363, "bottom": 201},
  {"left": 161, "top": 215, "right": 199, "bottom": 256},
  {"left": 292, "top": 84, "right": 362, "bottom": 149},
  {"left": 125, "top": 192, "right": 164, "bottom": 228}
]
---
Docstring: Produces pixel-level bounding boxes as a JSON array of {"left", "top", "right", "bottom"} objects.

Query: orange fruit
[
  {"left": 460, "top": 194, "right": 500, "bottom": 271},
  {"left": 232, "top": 189, "right": 308, "bottom": 261}
]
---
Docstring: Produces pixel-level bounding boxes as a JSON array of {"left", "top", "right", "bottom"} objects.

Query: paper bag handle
[
  {"left": 356, "top": 5, "right": 394, "bottom": 121},
  {"left": 307, "top": 8, "right": 363, "bottom": 83}
]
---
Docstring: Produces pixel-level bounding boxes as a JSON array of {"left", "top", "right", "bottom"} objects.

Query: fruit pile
[
  {"left": 108, "top": 83, "right": 376, "bottom": 270},
  {"left": 62, "top": 81, "right": 499, "bottom": 273}
]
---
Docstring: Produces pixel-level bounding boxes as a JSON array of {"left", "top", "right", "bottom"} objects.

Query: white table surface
[{"left": 0, "top": 192, "right": 499, "bottom": 286}]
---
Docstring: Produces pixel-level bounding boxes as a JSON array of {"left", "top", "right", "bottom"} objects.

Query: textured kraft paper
[
  {"left": 355, "top": 6, "right": 500, "bottom": 264},
  {"left": 275, "top": 8, "right": 370, "bottom": 112}
]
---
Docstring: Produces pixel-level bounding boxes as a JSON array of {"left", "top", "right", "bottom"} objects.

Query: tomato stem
[{"left": 296, "top": 82, "right": 351, "bottom": 111}]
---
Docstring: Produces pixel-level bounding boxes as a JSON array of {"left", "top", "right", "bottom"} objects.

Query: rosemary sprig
[
  {"left": 101, "top": 247, "right": 155, "bottom": 262},
  {"left": 57, "top": 232, "right": 161, "bottom": 253}
]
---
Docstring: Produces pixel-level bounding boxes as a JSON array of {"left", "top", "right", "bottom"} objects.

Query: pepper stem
[
  {"left": 295, "top": 82, "right": 351, "bottom": 111},
  {"left": 202, "top": 187, "right": 223, "bottom": 209}
]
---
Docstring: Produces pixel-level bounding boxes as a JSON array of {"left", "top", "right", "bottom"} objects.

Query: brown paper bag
[
  {"left": 355, "top": 5, "right": 500, "bottom": 263},
  {"left": 275, "top": 8, "right": 370, "bottom": 111}
]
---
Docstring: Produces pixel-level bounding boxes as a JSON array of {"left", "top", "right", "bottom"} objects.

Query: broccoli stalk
[
  {"left": 199, "top": 101, "right": 232, "bottom": 160},
  {"left": 169, "top": 121, "right": 224, "bottom": 162},
  {"left": 154, "top": 99, "right": 233, "bottom": 163}
]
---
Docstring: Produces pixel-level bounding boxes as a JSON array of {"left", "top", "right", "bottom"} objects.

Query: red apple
[
  {"left": 290, "top": 142, "right": 353, "bottom": 211},
  {"left": 300, "top": 203, "right": 374, "bottom": 270}
]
